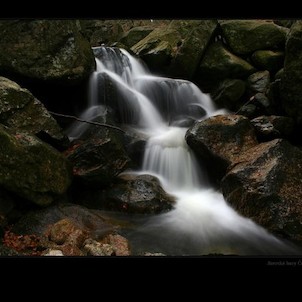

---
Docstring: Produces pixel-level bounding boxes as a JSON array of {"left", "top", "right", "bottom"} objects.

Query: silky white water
[{"left": 67, "top": 46, "right": 298, "bottom": 255}]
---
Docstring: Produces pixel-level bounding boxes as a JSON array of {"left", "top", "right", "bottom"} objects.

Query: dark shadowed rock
[
  {"left": 280, "top": 21, "right": 302, "bottom": 119},
  {"left": 212, "top": 79, "right": 246, "bottom": 111},
  {"left": 251, "top": 115, "right": 295, "bottom": 141},
  {"left": 247, "top": 71, "right": 270, "bottom": 95},
  {"left": 65, "top": 128, "right": 130, "bottom": 188},
  {"left": 0, "top": 125, "right": 72, "bottom": 206},
  {"left": 220, "top": 20, "right": 289, "bottom": 55},
  {"left": 0, "top": 20, "right": 95, "bottom": 85},
  {"left": 221, "top": 139, "right": 302, "bottom": 243},
  {"left": 185, "top": 114, "right": 258, "bottom": 180},
  {"left": 0, "top": 76, "right": 69, "bottom": 149},
  {"left": 11, "top": 203, "right": 117, "bottom": 238},
  {"left": 96, "top": 173, "right": 175, "bottom": 214}
]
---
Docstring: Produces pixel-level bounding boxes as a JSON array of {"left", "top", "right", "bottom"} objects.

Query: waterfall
[{"left": 67, "top": 46, "right": 297, "bottom": 255}]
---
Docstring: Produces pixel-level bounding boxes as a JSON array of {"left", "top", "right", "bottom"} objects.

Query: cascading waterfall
[{"left": 67, "top": 46, "right": 298, "bottom": 255}]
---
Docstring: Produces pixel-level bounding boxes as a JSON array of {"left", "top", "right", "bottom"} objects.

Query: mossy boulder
[
  {"left": 197, "top": 42, "right": 256, "bottom": 83},
  {"left": 0, "top": 20, "right": 95, "bottom": 84},
  {"left": 0, "top": 125, "right": 72, "bottom": 206},
  {"left": 280, "top": 21, "right": 302, "bottom": 119},
  {"left": 0, "top": 77, "right": 69, "bottom": 149},
  {"left": 220, "top": 20, "right": 289, "bottom": 55},
  {"left": 119, "top": 26, "right": 154, "bottom": 48},
  {"left": 131, "top": 20, "right": 217, "bottom": 79},
  {"left": 251, "top": 50, "right": 284, "bottom": 73}
]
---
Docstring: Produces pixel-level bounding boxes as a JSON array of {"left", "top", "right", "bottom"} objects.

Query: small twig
[{"left": 49, "top": 111, "right": 125, "bottom": 133}]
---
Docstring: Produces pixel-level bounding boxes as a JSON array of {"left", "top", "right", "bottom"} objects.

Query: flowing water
[{"left": 67, "top": 46, "right": 299, "bottom": 256}]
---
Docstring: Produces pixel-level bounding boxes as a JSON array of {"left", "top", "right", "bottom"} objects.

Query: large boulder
[
  {"left": 0, "top": 20, "right": 95, "bottom": 85},
  {"left": 185, "top": 114, "right": 258, "bottom": 180},
  {"left": 219, "top": 20, "right": 289, "bottom": 55},
  {"left": 280, "top": 21, "right": 302, "bottom": 119},
  {"left": 197, "top": 42, "right": 256, "bottom": 83},
  {"left": 0, "top": 76, "right": 69, "bottom": 149},
  {"left": 131, "top": 20, "right": 217, "bottom": 79},
  {"left": 0, "top": 125, "right": 72, "bottom": 206},
  {"left": 221, "top": 139, "right": 302, "bottom": 243}
]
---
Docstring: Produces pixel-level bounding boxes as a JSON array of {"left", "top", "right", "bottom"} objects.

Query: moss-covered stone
[
  {"left": 0, "top": 77, "right": 68, "bottom": 148},
  {"left": 251, "top": 50, "right": 284, "bottom": 73},
  {"left": 119, "top": 26, "right": 154, "bottom": 48},
  {"left": 131, "top": 20, "right": 217, "bottom": 79},
  {"left": 0, "top": 20, "right": 95, "bottom": 84},
  {"left": 220, "top": 20, "right": 289, "bottom": 55},
  {"left": 0, "top": 125, "right": 72, "bottom": 206},
  {"left": 197, "top": 42, "right": 256, "bottom": 82},
  {"left": 280, "top": 21, "right": 302, "bottom": 119}
]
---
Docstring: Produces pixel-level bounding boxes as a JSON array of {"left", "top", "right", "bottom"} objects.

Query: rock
[
  {"left": 46, "top": 218, "right": 88, "bottom": 246},
  {"left": 220, "top": 20, "right": 289, "bottom": 55},
  {"left": 0, "top": 243, "right": 19, "bottom": 256},
  {"left": 274, "top": 68, "right": 284, "bottom": 80},
  {"left": 11, "top": 203, "right": 117, "bottom": 239},
  {"left": 251, "top": 116, "right": 281, "bottom": 140},
  {"left": 0, "top": 76, "right": 69, "bottom": 149},
  {"left": 131, "top": 20, "right": 217, "bottom": 79},
  {"left": 247, "top": 71, "right": 270, "bottom": 94},
  {"left": 251, "top": 50, "right": 284, "bottom": 73},
  {"left": 43, "top": 249, "right": 64, "bottom": 256},
  {"left": 212, "top": 79, "right": 246, "bottom": 111},
  {"left": 98, "top": 173, "right": 175, "bottom": 214},
  {"left": 0, "top": 20, "right": 95, "bottom": 85},
  {"left": 167, "top": 20, "right": 218, "bottom": 79},
  {"left": 65, "top": 129, "right": 130, "bottom": 188},
  {"left": 240, "top": 93, "right": 274, "bottom": 119},
  {"left": 185, "top": 114, "right": 258, "bottom": 181},
  {"left": 274, "top": 20, "right": 295, "bottom": 28},
  {"left": 197, "top": 42, "right": 256, "bottom": 83},
  {"left": 251, "top": 115, "right": 295, "bottom": 141},
  {"left": 123, "top": 131, "right": 147, "bottom": 169},
  {"left": 0, "top": 188, "right": 16, "bottom": 236},
  {"left": 280, "top": 21, "right": 302, "bottom": 119},
  {"left": 80, "top": 20, "right": 124, "bottom": 47},
  {"left": 237, "top": 103, "right": 257, "bottom": 119},
  {"left": 83, "top": 238, "right": 115, "bottom": 256},
  {"left": 100, "top": 234, "right": 131, "bottom": 256},
  {"left": 221, "top": 139, "right": 302, "bottom": 243},
  {"left": 0, "top": 125, "right": 72, "bottom": 206},
  {"left": 143, "top": 252, "right": 166, "bottom": 256},
  {"left": 119, "top": 26, "right": 154, "bottom": 48}
]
